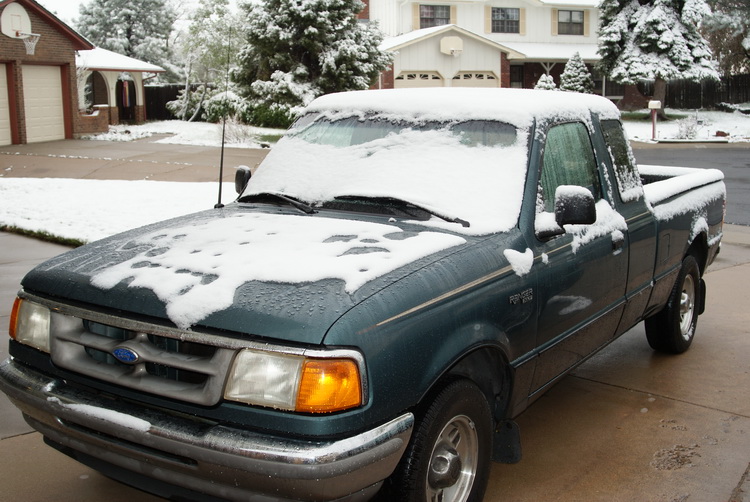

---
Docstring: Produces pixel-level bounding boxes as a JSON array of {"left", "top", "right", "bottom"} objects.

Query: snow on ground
[
  {"left": 621, "top": 108, "right": 750, "bottom": 143},
  {"left": 1, "top": 107, "right": 748, "bottom": 245},
  {"left": 83, "top": 120, "right": 284, "bottom": 149}
]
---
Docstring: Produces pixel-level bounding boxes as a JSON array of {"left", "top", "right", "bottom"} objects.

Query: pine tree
[
  {"left": 76, "top": 0, "right": 178, "bottom": 80},
  {"left": 597, "top": 0, "right": 719, "bottom": 109},
  {"left": 534, "top": 74, "right": 557, "bottom": 90},
  {"left": 559, "top": 52, "right": 595, "bottom": 93},
  {"left": 234, "top": 0, "right": 392, "bottom": 114},
  {"left": 703, "top": 0, "right": 750, "bottom": 74}
]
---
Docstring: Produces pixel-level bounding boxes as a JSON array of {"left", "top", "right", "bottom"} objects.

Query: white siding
[{"left": 393, "top": 35, "right": 502, "bottom": 85}]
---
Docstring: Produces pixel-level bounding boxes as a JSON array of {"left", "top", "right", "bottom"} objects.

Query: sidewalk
[{"left": 1, "top": 138, "right": 748, "bottom": 502}]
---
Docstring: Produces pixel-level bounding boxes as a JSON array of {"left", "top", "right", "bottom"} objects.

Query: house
[
  {"left": 362, "top": 0, "right": 623, "bottom": 97},
  {"left": 0, "top": 0, "right": 164, "bottom": 145}
]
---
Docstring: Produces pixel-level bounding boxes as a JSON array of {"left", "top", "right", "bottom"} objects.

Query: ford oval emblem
[{"left": 112, "top": 347, "right": 140, "bottom": 364}]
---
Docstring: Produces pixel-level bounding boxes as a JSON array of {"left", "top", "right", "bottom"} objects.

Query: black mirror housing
[
  {"left": 235, "top": 166, "right": 252, "bottom": 194},
  {"left": 554, "top": 185, "right": 597, "bottom": 226}
]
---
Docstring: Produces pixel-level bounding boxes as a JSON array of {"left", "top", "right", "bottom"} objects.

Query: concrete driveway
[{"left": 0, "top": 138, "right": 748, "bottom": 501}]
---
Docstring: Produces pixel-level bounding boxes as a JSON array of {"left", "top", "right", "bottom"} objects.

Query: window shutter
[
  {"left": 551, "top": 8, "right": 558, "bottom": 36},
  {"left": 485, "top": 6, "right": 492, "bottom": 33},
  {"left": 450, "top": 5, "right": 457, "bottom": 24},
  {"left": 519, "top": 8, "right": 526, "bottom": 36},
  {"left": 583, "top": 10, "right": 590, "bottom": 36},
  {"left": 413, "top": 3, "right": 420, "bottom": 30}
]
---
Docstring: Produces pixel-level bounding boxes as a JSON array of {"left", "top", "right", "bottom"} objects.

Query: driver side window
[{"left": 538, "top": 122, "right": 601, "bottom": 212}]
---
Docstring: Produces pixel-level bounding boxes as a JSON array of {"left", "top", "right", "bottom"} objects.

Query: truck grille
[{"left": 49, "top": 314, "right": 237, "bottom": 406}]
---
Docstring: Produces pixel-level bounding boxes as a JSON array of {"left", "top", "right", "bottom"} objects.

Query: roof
[
  {"left": 380, "top": 24, "right": 525, "bottom": 59},
  {"left": 76, "top": 47, "right": 165, "bottom": 73},
  {"left": 500, "top": 42, "right": 601, "bottom": 62},
  {"left": 0, "top": 0, "right": 93, "bottom": 50}
]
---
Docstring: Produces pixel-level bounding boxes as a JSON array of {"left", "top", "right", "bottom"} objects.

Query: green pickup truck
[{"left": 1, "top": 88, "right": 725, "bottom": 502}]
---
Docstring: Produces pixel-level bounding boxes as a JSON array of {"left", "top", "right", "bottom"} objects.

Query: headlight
[
  {"left": 9, "top": 298, "right": 51, "bottom": 353},
  {"left": 225, "top": 348, "right": 363, "bottom": 413}
]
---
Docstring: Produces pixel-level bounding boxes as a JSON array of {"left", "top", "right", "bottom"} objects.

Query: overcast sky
[{"left": 36, "top": 0, "right": 82, "bottom": 25}]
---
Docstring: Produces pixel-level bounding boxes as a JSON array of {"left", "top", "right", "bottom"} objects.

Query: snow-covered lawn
[
  {"left": 621, "top": 108, "right": 750, "bottom": 143},
  {"left": 83, "top": 120, "right": 286, "bottom": 149},
  {"left": 1, "top": 107, "right": 748, "bottom": 245}
]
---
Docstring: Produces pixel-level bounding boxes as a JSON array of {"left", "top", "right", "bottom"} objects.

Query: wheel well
[
  {"left": 687, "top": 233, "right": 708, "bottom": 274},
  {"left": 443, "top": 347, "right": 512, "bottom": 421}
]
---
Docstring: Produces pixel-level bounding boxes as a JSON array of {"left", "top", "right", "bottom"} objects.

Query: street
[{"left": 0, "top": 139, "right": 748, "bottom": 501}]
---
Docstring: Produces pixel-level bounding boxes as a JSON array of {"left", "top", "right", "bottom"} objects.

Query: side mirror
[
  {"left": 235, "top": 166, "right": 252, "bottom": 194},
  {"left": 555, "top": 185, "right": 597, "bottom": 226}
]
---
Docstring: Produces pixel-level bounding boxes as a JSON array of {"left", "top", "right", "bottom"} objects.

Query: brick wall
[{"left": 76, "top": 104, "right": 110, "bottom": 135}]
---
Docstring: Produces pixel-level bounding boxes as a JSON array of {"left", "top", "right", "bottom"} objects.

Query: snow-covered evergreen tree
[
  {"left": 77, "top": 0, "right": 178, "bottom": 80},
  {"left": 703, "top": 0, "right": 750, "bottom": 74},
  {"left": 559, "top": 52, "right": 595, "bottom": 93},
  {"left": 234, "top": 0, "right": 392, "bottom": 115},
  {"left": 534, "top": 74, "right": 557, "bottom": 90},
  {"left": 597, "top": 0, "right": 719, "bottom": 107}
]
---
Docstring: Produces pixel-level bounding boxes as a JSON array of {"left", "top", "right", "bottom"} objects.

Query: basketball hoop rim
[{"left": 15, "top": 30, "right": 41, "bottom": 40}]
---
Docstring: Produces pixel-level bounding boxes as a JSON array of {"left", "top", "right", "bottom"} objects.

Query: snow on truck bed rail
[{"left": 639, "top": 165, "right": 725, "bottom": 205}]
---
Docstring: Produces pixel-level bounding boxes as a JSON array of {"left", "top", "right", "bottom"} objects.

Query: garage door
[
  {"left": 451, "top": 72, "right": 499, "bottom": 88},
  {"left": 22, "top": 65, "right": 65, "bottom": 143},
  {"left": 394, "top": 71, "right": 444, "bottom": 88},
  {"left": 0, "top": 65, "right": 10, "bottom": 146}
]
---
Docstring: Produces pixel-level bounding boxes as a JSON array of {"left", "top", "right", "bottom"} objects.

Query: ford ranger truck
[{"left": 1, "top": 88, "right": 725, "bottom": 502}]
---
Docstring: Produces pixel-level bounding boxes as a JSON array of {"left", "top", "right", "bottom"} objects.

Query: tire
[
  {"left": 645, "top": 254, "right": 701, "bottom": 354},
  {"left": 380, "top": 379, "right": 493, "bottom": 502}
]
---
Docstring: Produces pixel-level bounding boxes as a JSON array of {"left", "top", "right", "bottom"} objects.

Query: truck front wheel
[
  {"left": 381, "top": 379, "right": 492, "bottom": 502},
  {"left": 645, "top": 254, "right": 701, "bottom": 354}
]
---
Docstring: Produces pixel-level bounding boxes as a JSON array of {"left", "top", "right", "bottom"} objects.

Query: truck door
[
  {"left": 528, "top": 121, "right": 629, "bottom": 394},
  {"left": 599, "top": 119, "right": 658, "bottom": 336}
]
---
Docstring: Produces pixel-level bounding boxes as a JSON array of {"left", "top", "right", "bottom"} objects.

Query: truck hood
[{"left": 22, "top": 205, "right": 471, "bottom": 344}]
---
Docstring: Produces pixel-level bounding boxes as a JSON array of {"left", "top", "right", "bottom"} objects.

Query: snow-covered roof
[
  {"left": 538, "top": 0, "right": 599, "bottom": 7},
  {"left": 380, "top": 24, "right": 525, "bottom": 59},
  {"left": 305, "top": 88, "right": 619, "bottom": 128},
  {"left": 500, "top": 42, "right": 600, "bottom": 62},
  {"left": 76, "top": 47, "right": 165, "bottom": 73}
]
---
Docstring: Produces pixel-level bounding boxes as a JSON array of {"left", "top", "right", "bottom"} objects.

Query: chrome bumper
[{"left": 0, "top": 358, "right": 413, "bottom": 501}]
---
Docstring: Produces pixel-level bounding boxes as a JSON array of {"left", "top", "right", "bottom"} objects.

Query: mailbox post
[{"left": 649, "top": 100, "right": 662, "bottom": 141}]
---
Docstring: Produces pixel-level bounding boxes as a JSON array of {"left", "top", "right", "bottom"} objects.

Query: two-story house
[{"left": 362, "top": 0, "right": 622, "bottom": 97}]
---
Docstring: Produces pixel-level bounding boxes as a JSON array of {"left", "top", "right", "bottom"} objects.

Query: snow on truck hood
[{"left": 86, "top": 209, "right": 466, "bottom": 330}]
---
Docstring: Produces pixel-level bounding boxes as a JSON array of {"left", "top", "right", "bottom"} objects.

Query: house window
[
  {"left": 510, "top": 66, "right": 524, "bottom": 88},
  {"left": 420, "top": 5, "right": 451, "bottom": 28},
  {"left": 558, "top": 10, "right": 584, "bottom": 35},
  {"left": 491, "top": 8, "right": 520, "bottom": 33}
]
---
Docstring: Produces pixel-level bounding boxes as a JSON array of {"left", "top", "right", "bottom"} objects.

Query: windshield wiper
[
  {"left": 334, "top": 195, "right": 470, "bottom": 228},
  {"left": 238, "top": 192, "right": 316, "bottom": 214}
]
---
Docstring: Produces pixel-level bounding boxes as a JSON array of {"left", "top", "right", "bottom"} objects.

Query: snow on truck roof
[{"left": 305, "top": 88, "right": 621, "bottom": 128}]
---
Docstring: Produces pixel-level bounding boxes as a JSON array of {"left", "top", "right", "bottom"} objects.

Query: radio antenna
[{"left": 215, "top": 28, "right": 232, "bottom": 209}]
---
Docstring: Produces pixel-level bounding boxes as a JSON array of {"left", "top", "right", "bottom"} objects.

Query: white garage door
[
  {"left": 451, "top": 72, "right": 500, "bottom": 88},
  {"left": 22, "top": 65, "right": 65, "bottom": 143},
  {"left": 394, "top": 71, "right": 444, "bottom": 88},
  {"left": 0, "top": 65, "right": 10, "bottom": 146}
]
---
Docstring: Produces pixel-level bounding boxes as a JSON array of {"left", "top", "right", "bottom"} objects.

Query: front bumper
[{"left": 0, "top": 358, "right": 413, "bottom": 501}]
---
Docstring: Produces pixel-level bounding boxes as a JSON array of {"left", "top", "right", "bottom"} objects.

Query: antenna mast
[{"left": 215, "top": 28, "right": 232, "bottom": 209}]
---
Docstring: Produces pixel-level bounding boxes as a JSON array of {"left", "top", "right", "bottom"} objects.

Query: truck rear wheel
[
  {"left": 645, "top": 254, "right": 701, "bottom": 354},
  {"left": 381, "top": 379, "right": 492, "bottom": 502}
]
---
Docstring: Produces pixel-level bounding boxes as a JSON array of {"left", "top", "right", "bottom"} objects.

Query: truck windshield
[
  {"left": 244, "top": 112, "right": 528, "bottom": 236},
  {"left": 288, "top": 114, "right": 517, "bottom": 149}
]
